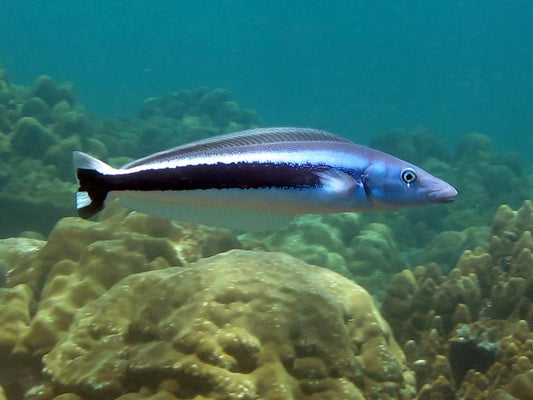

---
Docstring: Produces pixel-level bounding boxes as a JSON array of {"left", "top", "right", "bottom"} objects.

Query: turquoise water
[
  {"left": 1, "top": 1, "right": 532, "bottom": 154},
  {"left": 1, "top": 3, "right": 533, "bottom": 398}
]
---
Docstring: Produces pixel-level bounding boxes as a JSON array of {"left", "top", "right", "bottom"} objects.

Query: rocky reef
[
  {"left": 241, "top": 214, "right": 406, "bottom": 299},
  {"left": 1, "top": 198, "right": 531, "bottom": 399},
  {"left": 381, "top": 200, "right": 533, "bottom": 399},
  {"left": 44, "top": 251, "right": 414, "bottom": 399},
  {"left": 0, "top": 209, "right": 415, "bottom": 400}
]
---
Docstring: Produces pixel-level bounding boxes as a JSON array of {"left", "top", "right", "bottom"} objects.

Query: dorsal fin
[{"left": 123, "top": 127, "right": 353, "bottom": 169}]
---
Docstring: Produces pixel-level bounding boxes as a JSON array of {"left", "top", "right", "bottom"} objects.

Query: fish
[{"left": 73, "top": 127, "right": 457, "bottom": 230}]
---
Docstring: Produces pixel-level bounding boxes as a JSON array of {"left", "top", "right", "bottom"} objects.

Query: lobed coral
[
  {"left": 16, "top": 208, "right": 238, "bottom": 355},
  {"left": 43, "top": 250, "right": 415, "bottom": 400},
  {"left": 242, "top": 214, "right": 406, "bottom": 297},
  {"left": 381, "top": 200, "right": 533, "bottom": 399},
  {"left": 0, "top": 210, "right": 242, "bottom": 399},
  {"left": 0, "top": 209, "right": 418, "bottom": 400},
  {"left": 0, "top": 192, "right": 531, "bottom": 398}
]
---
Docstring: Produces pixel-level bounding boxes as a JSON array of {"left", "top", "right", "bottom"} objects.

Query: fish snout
[{"left": 426, "top": 182, "right": 458, "bottom": 203}]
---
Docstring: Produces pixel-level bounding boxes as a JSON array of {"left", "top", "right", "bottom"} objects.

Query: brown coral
[
  {"left": 382, "top": 200, "right": 533, "bottom": 399},
  {"left": 43, "top": 250, "right": 415, "bottom": 400},
  {"left": 17, "top": 211, "right": 240, "bottom": 355},
  {"left": 0, "top": 284, "right": 33, "bottom": 350}
]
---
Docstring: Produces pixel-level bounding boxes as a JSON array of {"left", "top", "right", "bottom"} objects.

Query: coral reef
[
  {"left": 0, "top": 65, "right": 532, "bottom": 399},
  {"left": 0, "top": 73, "right": 90, "bottom": 236},
  {"left": 0, "top": 210, "right": 241, "bottom": 399},
  {"left": 0, "top": 209, "right": 417, "bottom": 399},
  {"left": 0, "top": 69, "right": 259, "bottom": 237},
  {"left": 43, "top": 250, "right": 414, "bottom": 399},
  {"left": 0, "top": 158, "right": 75, "bottom": 236},
  {"left": 16, "top": 207, "right": 239, "bottom": 355},
  {"left": 11, "top": 117, "right": 58, "bottom": 157},
  {"left": 415, "top": 226, "right": 490, "bottom": 271},
  {"left": 0, "top": 193, "right": 531, "bottom": 398},
  {"left": 1, "top": 67, "right": 530, "bottom": 274},
  {"left": 381, "top": 200, "right": 533, "bottom": 398},
  {"left": 242, "top": 213, "right": 363, "bottom": 276},
  {"left": 0, "top": 236, "right": 45, "bottom": 289},
  {"left": 242, "top": 214, "right": 406, "bottom": 297},
  {"left": 91, "top": 87, "right": 259, "bottom": 161},
  {"left": 0, "top": 284, "right": 33, "bottom": 350},
  {"left": 134, "top": 88, "right": 259, "bottom": 155}
]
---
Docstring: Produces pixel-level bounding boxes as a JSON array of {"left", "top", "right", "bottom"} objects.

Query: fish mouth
[{"left": 426, "top": 185, "right": 458, "bottom": 203}]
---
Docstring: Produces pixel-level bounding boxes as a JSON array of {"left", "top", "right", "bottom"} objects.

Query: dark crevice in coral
[
  {"left": 449, "top": 338, "right": 497, "bottom": 386},
  {"left": 173, "top": 340, "right": 196, "bottom": 355},
  {"left": 294, "top": 341, "right": 319, "bottom": 358},
  {"left": 0, "top": 350, "right": 43, "bottom": 400},
  {"left": 224, "top": 344, "right": 258, "bottom": 373},
  {"left": 281, "top": 353, "right": 295, "bottom": 374},
  {"left": 122, "top": 369, "right": 214, "bottom": 399},
  {"left": 299, "top": 379, "right": 329, "bottom": 395}
]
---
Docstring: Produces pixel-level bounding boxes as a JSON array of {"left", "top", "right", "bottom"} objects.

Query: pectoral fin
[{"left": 315, "top": 169, "right": 360, "bottom": 197}]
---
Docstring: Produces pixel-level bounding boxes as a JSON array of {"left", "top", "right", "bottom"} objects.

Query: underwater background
[
  {"left": 0, "top": 1, "right": 533, "bottom": 400},
  {"left": 2, "top": 1, "right": 533, "bottom": 154}
]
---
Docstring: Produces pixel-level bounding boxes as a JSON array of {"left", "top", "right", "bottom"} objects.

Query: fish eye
[{"left": 401, "top": 168, "right": 417, "bottom": 185}]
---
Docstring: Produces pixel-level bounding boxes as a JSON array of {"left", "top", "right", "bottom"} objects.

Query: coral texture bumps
[{"left": 43, "top": 250, "right": 415, "bottom": 400}]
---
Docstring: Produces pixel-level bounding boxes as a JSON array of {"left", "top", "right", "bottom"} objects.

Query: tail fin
[{"left": 73, "top": 151, "right": 116, "bottom": 219}]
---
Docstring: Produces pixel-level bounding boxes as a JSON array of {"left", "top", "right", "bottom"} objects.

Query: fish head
[{"left": 362, "top": 159, "right": 457, "bottom": 209}]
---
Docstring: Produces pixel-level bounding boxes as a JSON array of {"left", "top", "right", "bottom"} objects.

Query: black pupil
[{"left": 403, "top": 170, "right": 415, "bottom": 182}]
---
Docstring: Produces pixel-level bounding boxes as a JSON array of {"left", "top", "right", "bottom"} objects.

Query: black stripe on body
[{"left": 78, "top": 162, "right": 330, "bottom": 194}]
